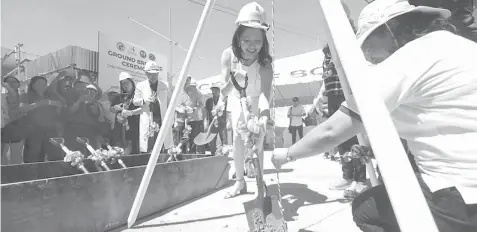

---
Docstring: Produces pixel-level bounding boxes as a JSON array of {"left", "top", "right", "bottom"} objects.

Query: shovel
[
  {"left": 193, "top": 116, "right": 218, "bottom": 145},
  {"left": 228, "top": 71, "right": 287, "bottom": 232},
  {"left": 243, "top": 153, "right": 287, "bottom": 232},
  {"left": 50, "top": 138, "right": 90, "bottom": 174},
  {"left": 76, "top": 137, "right": 112, "bottom": 171}
]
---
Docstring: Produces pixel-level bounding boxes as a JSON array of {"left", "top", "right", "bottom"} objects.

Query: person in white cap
[
  {"left": 272, "top": 0, "right": 477, "bottom": 230},
  {"left": 179, "top": 76, "right": 206, "bottom": 154},
  {"left": 133, "top": 61, "right": 173, "bottom": 153},
  {"left": 205, "top": 82, "right": 228, "bottom": 156},
  {"left": 217, "top": 1, "right": 274, "bottom": 199},
  {"left": 109, "top": 72, "right": 142, "bottom": 155}
]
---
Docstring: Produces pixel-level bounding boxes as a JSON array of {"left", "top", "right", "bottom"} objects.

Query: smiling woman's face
[{"left": 239, "top": 27, "right": 264, "bottom": 59}]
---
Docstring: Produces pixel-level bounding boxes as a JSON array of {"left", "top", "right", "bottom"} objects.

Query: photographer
[{"left": 64, "top": 82, "right": 105, "bottom": 151}]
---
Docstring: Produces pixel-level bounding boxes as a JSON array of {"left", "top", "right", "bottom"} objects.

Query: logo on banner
[
  {"left": 117, "top": 42, "right": 125, "bottom": 51},
  {"left": 98, "top": 32, "right": 168, "bottom": 93},
  {"left": 128, "top": 46, "right": 137, "bottom": 56},
  {"left": 140, "top": 50, "right": 147, "bottom": 59}
]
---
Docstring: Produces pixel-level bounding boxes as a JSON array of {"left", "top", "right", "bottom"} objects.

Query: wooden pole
[
  {"left": 316, "top": 0, "right": 438, "bottom": 231},
  {"left": 126, "top": 0, "right": 216, "bottom": 227}
]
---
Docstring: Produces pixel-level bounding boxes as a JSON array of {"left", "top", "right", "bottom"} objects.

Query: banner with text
[{"left": 98, "top": 32, "right": 168, "bottom": 91}]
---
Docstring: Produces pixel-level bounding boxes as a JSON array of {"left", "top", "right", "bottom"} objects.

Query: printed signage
[
  {"left": 98, "top": 32, "right": 168, "bottom": 91},
  {"left": 197, "top": 66, "right": 322, "bottom": 93}
]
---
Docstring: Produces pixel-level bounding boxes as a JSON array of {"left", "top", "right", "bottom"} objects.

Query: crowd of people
[{"left": 1, "top": 60, "right": 232, "bottom": 165}]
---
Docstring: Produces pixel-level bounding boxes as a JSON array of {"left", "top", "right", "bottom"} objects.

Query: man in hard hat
[{"left": 133, "top": 61, "right": 173, "bottom": 153}]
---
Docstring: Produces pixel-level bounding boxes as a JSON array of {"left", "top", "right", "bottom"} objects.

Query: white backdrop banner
[
  {"left": 197, "top": 50, "right": 323, "bottom": 101},
  {"left": 98, "top": 32, "right": 168, "bottom": 91}
]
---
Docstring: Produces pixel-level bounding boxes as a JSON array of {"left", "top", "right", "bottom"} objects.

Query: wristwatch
[{"left": 286, "top": 148, "right": 297, "bottom": 162}]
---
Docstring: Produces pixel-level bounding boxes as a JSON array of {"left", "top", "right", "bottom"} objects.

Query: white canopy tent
[
  {"left": 196, "top": 50, "right": 325, "bottom": 148},
  {"left": 197, "top": 50, "right": 324, "bottom": 106}
]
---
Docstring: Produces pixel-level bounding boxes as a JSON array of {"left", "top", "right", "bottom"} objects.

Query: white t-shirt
[
  {"left": 289, "top": 105, "right": 306, "bottom": 126},
  {"left": 343, "top": 31, "right": 477, "bottom": 204}
]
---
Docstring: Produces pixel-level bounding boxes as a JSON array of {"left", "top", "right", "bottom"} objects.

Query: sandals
[
  {"left": 344, "top": 189, "right": 359, "bottom": 198},
  {"left": 344, "top": 182, "right": 367, "bottom": 198},
  {"left": 224, "top": 179, "right": 247, "bottom": 199}
]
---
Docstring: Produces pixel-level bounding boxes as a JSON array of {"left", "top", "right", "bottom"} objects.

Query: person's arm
[
  {"left": 123, "top": 106, "right": 143, "bottom": 116},
  {"left": 218, "top": 48, "right": 234, "bottom": 100},
  {"left": 300, "top": 105, "right": 306, "bottom": 117},
  {"left": 45, "top": 73, "right": 66, "bottom": 104},
  {"left": 287, "top": 107, "right": 292, "bottom": 118},
  {"left": 258, "top": 61, "right": 273, "bottom": 120},
  {"left": 18, "top": 94, "right": 45, "bottom": 112},
  {"left": 133, "top": 83, "right": 145, "bottom": 106},
  {"left": 68, "top": 95, "right": 87, "bottom": 113},
  {"left": 109, "top": 96, "right": 122, "bottom": 113},
  {"left": 205, "top": 98, "right": 212, "bottom": 122},
  {"left": 288, "top": 109, "right": 364, "bottom": 159},
  {"left": 287, "top": 55, "right": 418, "bottom": 161},
  {"left": 129, "top": 107, "right": 144, "bottom": 115}
]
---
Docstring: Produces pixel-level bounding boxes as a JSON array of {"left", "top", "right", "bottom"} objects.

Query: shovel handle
[
  {"left": 118, "top": 159, "right": 127, "bottom": 168},
  {"left": 77, "top": 164, "right": 90, "bottom": 174},
  {"left": 206, "top": 116, "right": 218, "bottom": 134},
  {"left": 49, "top": 138, "right": 72, "bottom": 154},
  {"left": 76, "top": 137, "right": 89, "bottom": 145}
]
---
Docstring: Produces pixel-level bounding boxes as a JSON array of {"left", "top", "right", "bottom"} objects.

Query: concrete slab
[
  {"left": 112, "top": 152, "right": 362, "bottom": 232},
  {"left": 2, "top": 155, "right": 230, "bottom": 232}
]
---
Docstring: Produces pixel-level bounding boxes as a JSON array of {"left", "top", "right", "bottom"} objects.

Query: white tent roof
[{"left": 197, "top": 50, "right": 324, "bottom": 106}]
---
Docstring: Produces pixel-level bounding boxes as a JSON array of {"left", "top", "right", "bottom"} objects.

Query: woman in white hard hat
[
  {"left": 218, "top": 1, "right": 274, "bottom": 199},
  {"left": 272, "top": 0, "right": 477, "bottom": 230},
  {"left": 110, "top": 72, "right": 142, "bottom": 155}
]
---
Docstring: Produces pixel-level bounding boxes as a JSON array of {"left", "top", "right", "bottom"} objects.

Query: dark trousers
[
  {"left": 328, "top": 92, "right": 366, "bottom": 182},
  {"left": 23, "top": 126, "right": 62, "bottom": 163},
  {"left": 352, "top": 172, "right": 477, "bottom": 232},
  {"left": 209, "top": 126, "right": 227, "bottom": 155},
  {"left": 339, "top": 136, "right": 367, "bottom": 182},
  {"left": 188, "top": 120, "right": 205, "bottom": 154},
  {"left": 410, "top": 0, "right": 477, "bottom": 42},
  {"left": 290, "top": 125, "right": 304, "bottom": 144}
]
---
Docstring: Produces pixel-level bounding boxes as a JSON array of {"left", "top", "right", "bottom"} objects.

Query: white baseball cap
[
  {"left": 210, "top": 82, "right": 222, "bottom": 90},
  {"left": 235, "top": 2, "right": 269, "bottom": 31},
  {"left": 144, "top": 61, "right": 161, "bottom": 73},
  {"left": 119, "top": 72, "right": 132, "bottom": 81},
  {"left": 86, "top": 84, "right": 98, "bottom": 91},
  {"left": 356, "top": 0, "right": 450, "bottom": 46}
]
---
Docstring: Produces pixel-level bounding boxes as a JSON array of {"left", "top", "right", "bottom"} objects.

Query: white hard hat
[
  {"left": 119, "top": 72, "right": 132, "bottom": 81},
  {"left": 144, "top": 61, "right": 161, "bottom": 73},
  {"left": 235, "top": 2, "right": 269, "bottom": 30}
]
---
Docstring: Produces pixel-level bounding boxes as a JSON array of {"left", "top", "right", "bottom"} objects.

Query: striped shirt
[{"left": 322, "top": 57, "right": 343, "bottom": 96}]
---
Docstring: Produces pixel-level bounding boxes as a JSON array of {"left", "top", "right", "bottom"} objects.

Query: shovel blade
[
  {"left": 243, "top": 196, "right": 287, "bottom": 232},
  {"left": 193, "top": 132, "right": 217, "bottom": 145}
]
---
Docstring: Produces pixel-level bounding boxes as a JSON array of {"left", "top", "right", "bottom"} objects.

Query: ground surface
[{"left": 111, "top": 152, "right": 362, "bottom": 232}]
